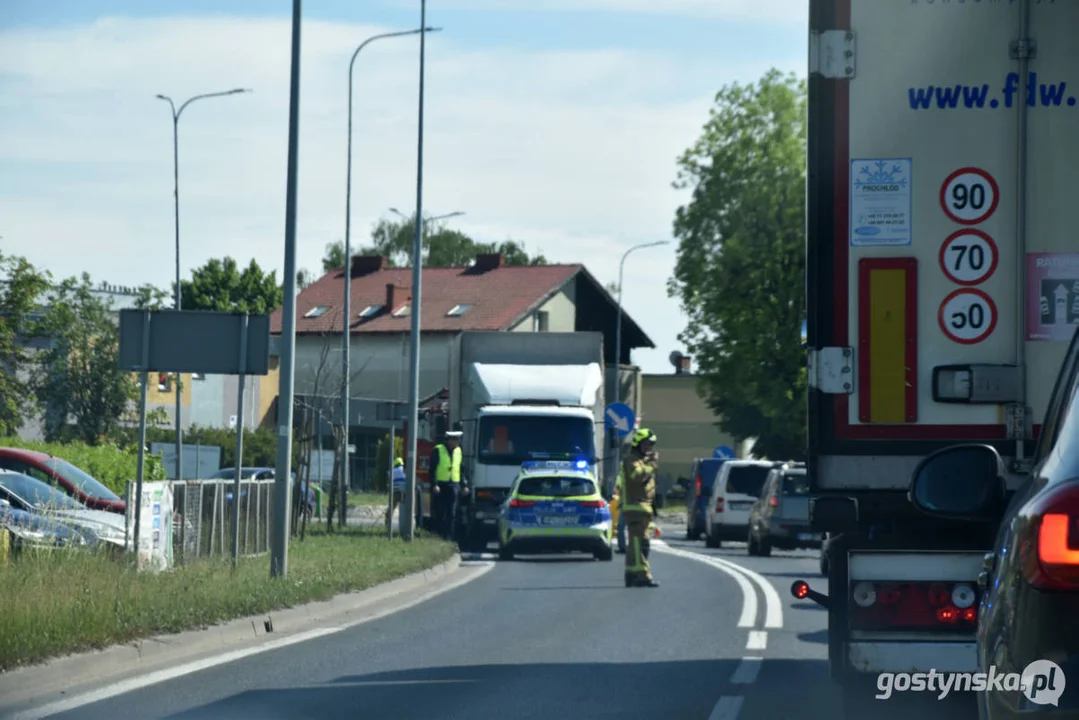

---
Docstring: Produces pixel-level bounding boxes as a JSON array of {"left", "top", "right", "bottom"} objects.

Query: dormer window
[
  {"left": 304, "top": 305, "right": 331, "bottom": 318},
  {"left": 447, "top": 304, "right": 471, "bottom": 317},
  {"left": 359, "top": 304, "right": 383, "bottom": 319}
]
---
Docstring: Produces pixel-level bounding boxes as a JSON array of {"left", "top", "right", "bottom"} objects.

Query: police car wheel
[
  {"left": 498, "top": 545, "right": 514, "bottom": 561},
  {"left": 594, "top": 546, "right": 613, "bottom": 562}
]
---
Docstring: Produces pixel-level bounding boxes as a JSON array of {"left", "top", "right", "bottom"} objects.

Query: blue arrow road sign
[
  {"left": 604, "top": 402, "right": 636, "bottom": 437},
  {"left": 713, "top": 445, "right": 735, "bottom": 460}
]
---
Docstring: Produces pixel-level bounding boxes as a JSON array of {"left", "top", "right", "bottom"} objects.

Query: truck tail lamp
[
  {"left": 848, "top": 581, "right": 978, "bottom": 632},
  {"left": 1020, "top": 480, "right": 1079, "bottom": 590},
  {"left": 715, "top": 497, "right": 725, "bottom": 513},
  {"left": 769, "top": 496, "right": 779, "bottom": 507},
  {"left": 695, "top": 474, "right": 702, "bottom": 498}
]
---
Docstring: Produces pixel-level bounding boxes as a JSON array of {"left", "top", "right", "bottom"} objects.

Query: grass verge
[
  {"left": 349, "top": 491, "right": 391, "bottom": 508},
  {"left": 0, "top": 527, "right": 455, "bottom": 672}
]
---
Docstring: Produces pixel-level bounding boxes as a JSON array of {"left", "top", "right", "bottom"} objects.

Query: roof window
[
  {"left": 393, "top": 304, "right": 411, "bottom": 317},
  {"left": 304, "top": 305, "right": 331, "bottom": 318},
  {"left": 447, "top": 304, "right": 472, "bottom": 317},
  {"left": 359, "top": 305, "right": 383, "bottom": 319}
]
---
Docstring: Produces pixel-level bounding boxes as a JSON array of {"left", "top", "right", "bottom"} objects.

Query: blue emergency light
[{"left": 520, "top": 459, "right": 591, "bottom": 472}]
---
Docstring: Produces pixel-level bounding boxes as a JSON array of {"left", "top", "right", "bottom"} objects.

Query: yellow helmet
[
  {"left": 394, "top": 457, "right": 404, "bottom": 467},
  {"left": 631, "top": 428, "right": 657, "bottom": 447}
]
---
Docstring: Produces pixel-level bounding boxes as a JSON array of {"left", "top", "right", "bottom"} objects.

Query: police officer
[
  {"left": 622, "top": 428, "right": 660, "bottom": 588},
  {"left": 386, "top": 457, "right": 406, "bottom": 534},
  {"left": 429, "top": 430, "right": 463, "bottom": 540}
]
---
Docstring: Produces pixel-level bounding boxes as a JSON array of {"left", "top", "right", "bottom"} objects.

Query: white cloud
[
  {"left": 0, "top": 14, "right": 804, "bottom": 373},
  {"left": 382, "top": 0, "right": 809, "bottom": 23}
]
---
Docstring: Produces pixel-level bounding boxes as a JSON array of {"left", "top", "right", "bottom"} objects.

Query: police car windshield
[
  {"left": 518, "top": 476, "right": 595, "bottom": 497},
  {"left": 478, "top": 416, "right": 595, "bottom": 466}
]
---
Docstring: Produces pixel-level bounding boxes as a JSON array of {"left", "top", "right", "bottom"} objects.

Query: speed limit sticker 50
[
  {"left": 938, "top": 288, "right": 998, "bottom": 345},
  {"left": 940, "top": 167, "right": 999, "bottom": 225}
]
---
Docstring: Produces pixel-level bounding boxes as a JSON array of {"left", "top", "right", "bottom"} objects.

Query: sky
[{"left": 0, "top": 0, "right": 807, "bottom": 374}]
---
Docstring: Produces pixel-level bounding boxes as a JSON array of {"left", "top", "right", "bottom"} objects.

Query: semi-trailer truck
[{"left": 795, "top": 0, "right": 1077, "bottom": 714}]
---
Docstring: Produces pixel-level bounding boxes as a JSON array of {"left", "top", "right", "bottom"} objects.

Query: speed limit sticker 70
[
  {"left": 938, "top": 229, "right": 998, "bottom": 286},
  {"left": 938, "top": 288, "right": 997, "bottom": 344},
  {"left": 940, "top": 167, "right": 999, "bottom": 225}
]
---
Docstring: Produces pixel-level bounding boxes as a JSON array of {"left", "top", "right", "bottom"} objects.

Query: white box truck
[{"left": 795, "top": 0, "right": 1079, "bottom": 714}]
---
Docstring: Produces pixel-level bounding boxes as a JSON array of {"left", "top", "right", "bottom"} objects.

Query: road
[{"left": 17, "top": 527, "right": 980, "bottom": 720}]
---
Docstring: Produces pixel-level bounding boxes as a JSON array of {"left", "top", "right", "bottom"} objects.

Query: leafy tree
[
  {"left": 668, "top": 69, "right": 807, "bottom": 460},
  {"left": 33, "top": 273, "right": 139, "bottom": 444},
  {"left": 0, "top": 252, "right": 51, "bottom": 436},
  {"left": 133, "top": 283, "right": 172, "bottom": 310},
  {"left": 179, "top": 257, "right": 283, "bottom": 314},
  {"left": 321, "top": 216, "right": 547, "bottom": 270}
]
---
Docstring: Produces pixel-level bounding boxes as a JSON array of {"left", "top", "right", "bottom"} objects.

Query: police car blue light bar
[{"left": 520, "top": 459, "right": 591, "bottom": 471}]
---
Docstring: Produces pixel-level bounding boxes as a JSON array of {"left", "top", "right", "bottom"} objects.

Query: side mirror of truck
[{"left": 908, "top": 444, "right": 1006, "bottom": 521}]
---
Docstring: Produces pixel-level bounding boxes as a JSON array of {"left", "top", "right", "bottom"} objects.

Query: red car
[{"left": 0, "top": 448, "right": 126, "bottom": 514}]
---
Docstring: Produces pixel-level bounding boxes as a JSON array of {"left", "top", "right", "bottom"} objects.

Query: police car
[{"left": 497, "top": 460, "right": 613, "bottom": 561}]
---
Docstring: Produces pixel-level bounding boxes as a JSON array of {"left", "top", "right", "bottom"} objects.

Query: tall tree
[
  {"left": 179, "top": 257, "right": 283, "bottom": 313},
  {"left": 668, "top": 69, "right": 807, "bottom": 460},
  {"left": 33, "top": 273, "right": 138, "bottom": 444},
  {"left": 321, "top": 216, "right": 547, "bottom": 270},
  {"left": 0, "top": 252, "right": 51, "bottom": 436}
]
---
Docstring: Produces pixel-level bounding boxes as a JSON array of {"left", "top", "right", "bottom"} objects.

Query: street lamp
[
  {"left": 156, "top": 87, "right": 251, "bottom": 482},
  {"left": 341, "top": 26, "right": 441, "bottom": 530},
  {"left": 388, "top": 207, "right": 464, "bottom": 223},
  {"left": 613, "top": 240, "right": 670, "bottom": 483}
]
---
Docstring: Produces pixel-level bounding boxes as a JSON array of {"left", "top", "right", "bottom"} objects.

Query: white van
[{"left": 704, "top": 459, "right": 774, "bottom": 548}]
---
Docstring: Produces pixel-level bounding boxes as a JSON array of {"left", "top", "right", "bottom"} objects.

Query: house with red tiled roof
[{"left": 267, "top": 252, "right": 654, "bottom": 487}]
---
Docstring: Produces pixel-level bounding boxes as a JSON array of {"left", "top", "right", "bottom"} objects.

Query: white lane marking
[
  {"left": 12, "top": 562, "right": 495, "bottom": 720},
  {"left": 700, "top": 554, "right": 784, "bottom": 630},
  {"left": 653, "top": 541, "right": 757, "bottom": 628},
  {"left": 708, "top": 695, "right": 744, "bottom": 720},
  {"left": 745, "top": 630, "right": 767, "bottom": 651},
  {"left": 729, "top": 657, "right": 763, "bottom": 685}
]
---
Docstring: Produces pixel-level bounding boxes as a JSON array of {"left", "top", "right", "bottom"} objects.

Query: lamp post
[
  {"left": 613, "top": 240, "right": 669, "bottom": 482},
  {"left": 388, "top": 208, "right": 464, "bottom": 267},
  {"left": 156, "top": 87, "right": 251, "bottom": 482},
  {"left": 341, "top": 26, "right": 440, "bottom": 528}
]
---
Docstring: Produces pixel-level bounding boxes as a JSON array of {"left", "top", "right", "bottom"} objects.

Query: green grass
[
  {"left": 0, "top": 527, "right": 455, "bottom": 672},
  {"left": 348, "top": 491, "right": 391, "bottom": 508}
]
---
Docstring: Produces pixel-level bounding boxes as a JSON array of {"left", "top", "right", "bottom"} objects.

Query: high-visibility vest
[{"left": 434, "top": 444, "right": 463, "bottom": 483}]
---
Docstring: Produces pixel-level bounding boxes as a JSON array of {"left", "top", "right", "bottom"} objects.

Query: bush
[
  {"left": 0, "top": 437, "right": 165, "bottom": 495},
  {"left": 110, "top": 424, "right": 294, "bottom": 472}
]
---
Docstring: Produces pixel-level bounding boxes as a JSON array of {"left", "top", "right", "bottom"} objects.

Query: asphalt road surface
[{"left": 21, "top": 527, "right": 980, "bottom": 720}]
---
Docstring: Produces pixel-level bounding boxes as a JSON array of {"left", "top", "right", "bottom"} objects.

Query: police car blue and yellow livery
[{"left": 497, "top": 460, "right": 613, "bottom": 561}]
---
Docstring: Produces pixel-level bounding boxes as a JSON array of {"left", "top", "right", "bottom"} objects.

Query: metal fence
[{"left": 168, "top": 479, "right": 277, "bottom": 564}]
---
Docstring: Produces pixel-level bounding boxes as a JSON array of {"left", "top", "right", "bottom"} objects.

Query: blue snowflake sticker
[{"left": 850, "top": 158, "right": 912, "bottom": 247}]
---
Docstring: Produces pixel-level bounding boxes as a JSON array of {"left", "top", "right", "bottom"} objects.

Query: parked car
[
  {"left": 208, "top": 467, "right": 312, "bottom": 508},
  {"left": 907, "top": 326, "right": 1079, "bottom": 718},
  {"left": 0, "top": 447, "right": 126, "bottom": 514},
  {"left": 746, "top": 462, "right": 821, "bottom": 556},
  {"left": 704, "top": 459, "right": 774, "bottom": 548},
  {"left": 0, "top": 470, "right": 127, "bottom": 549},
  {"left": 686, "top": 458, "right": 726, "bottom": 541},
  {"left": 0, "top": 498, "right": 89, "bottom": 550}
]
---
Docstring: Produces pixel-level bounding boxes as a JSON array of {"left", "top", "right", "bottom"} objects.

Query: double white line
[{"left": 652, "top": 540, "right": 785, "bottom": 720}]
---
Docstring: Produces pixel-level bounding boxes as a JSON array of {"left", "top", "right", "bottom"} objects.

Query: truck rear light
[
  {"left": 849, "top": 581, "right": 979, "bottom": 632},
  {"left": 476, "top": 490, "right": 494, "bottom": 500},
  {"left": 695, "top": 475, "right": 702, "bottom": 498},
  {"left": 768, "top": 496, "right": 778, "bottom": 507},
  {"left": 509, "top": 499, "right": 535, "bottom": 508},
  {"left": 578, "top": 500, "right": 604, "bottom": 508},
  {"left": 715, "top": 498, "right": 724, "bottom": 513},
  {"left": 1020, "top": 480, "right": 1079, "bottom": 591}
]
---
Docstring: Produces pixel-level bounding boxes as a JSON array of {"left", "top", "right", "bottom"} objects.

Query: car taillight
[
  {"left": 578, "top": 500, "right": 604, "bottom": 508},
  {"left": 848, "top": 581, "right": 979, "bottom": 632},
  {"left": 769, "top": 496, "right": 778, "bottom": 507},
  {"left": 476, "top": 490, "right": 494, "bottom": 500},
  {"left": 715, "top": 497, "right": 724, "bottom": 513},
  {"left": 509, "top": 499, "right": 535, "bottom": 508},
  {"left": 1021, "top": 481, "right": 1079, "bottom": 590},
  {"left": 695, "top": 475, "right": 702, "bottom": 498}
]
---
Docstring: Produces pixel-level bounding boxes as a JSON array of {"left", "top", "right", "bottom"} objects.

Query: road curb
[{"left": 0, "top": 554, "right": 464, "bottom": 710}]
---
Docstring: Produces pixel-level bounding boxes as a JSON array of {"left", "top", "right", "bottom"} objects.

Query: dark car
[
  {"left": 686, "top": 458, "right": 726, "bottom": 541},
  {"left": 907, "top": 326, "right": 1079, "bottom": 718},
  {"left": 0, "top": 448, "right": 125, "bottom": 514},
  {"left": 746, "top": 462, "right": 820, "bottom": 556}
]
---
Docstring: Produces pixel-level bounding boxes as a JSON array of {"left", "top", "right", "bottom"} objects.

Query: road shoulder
[{"left": 0, "top": 554, "right": 489, "bottom": 718}]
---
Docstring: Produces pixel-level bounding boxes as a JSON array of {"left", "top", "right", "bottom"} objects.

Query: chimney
[
  {"left": 676, "top": 355, "right": 692, "bottom": 374},
  {"left": 472, "top": 253, "right": 504, "bottom": 272},
  {"left": 350, "top": 255, "right": 385, "bottom": 277}
]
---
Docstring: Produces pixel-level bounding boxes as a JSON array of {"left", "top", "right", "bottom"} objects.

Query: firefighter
[
  {"left": 430, "top": 430, "right": 463, "bottom": 541},
  {"left": 622, "top": 427, "right": 660, "bottom": 588}
]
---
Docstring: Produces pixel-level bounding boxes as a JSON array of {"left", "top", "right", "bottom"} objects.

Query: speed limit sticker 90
[
  {"left": 938, "top": 288, "right": 997, "bottom": 344},
  {"left": 940, "top": 167, "right": 999, "bottom": 225},
  {"left": 938, "top": 229, "right": 998, "bottom": 286}
]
